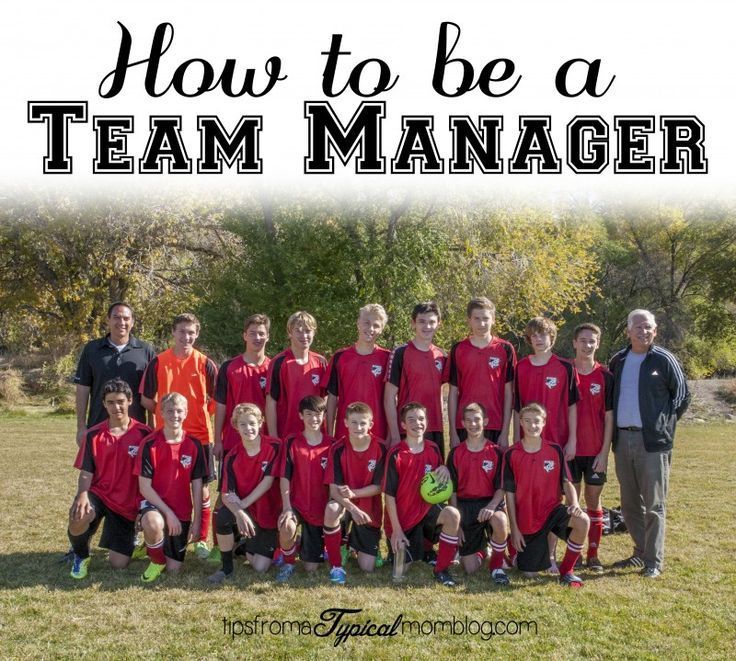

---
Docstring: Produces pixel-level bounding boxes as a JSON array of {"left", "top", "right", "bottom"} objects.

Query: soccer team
[{"left": 67, "top": 298, "right": 618, "bottom": 589}]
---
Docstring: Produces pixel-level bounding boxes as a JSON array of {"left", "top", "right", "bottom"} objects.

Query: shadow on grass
[{"left": 0, "top": 550, "right": 611, "bottom": 593}]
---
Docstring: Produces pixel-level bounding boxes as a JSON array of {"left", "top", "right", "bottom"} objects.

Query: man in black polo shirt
[{"left": 74, "top": 302, "right": 155, "bottom": 446}]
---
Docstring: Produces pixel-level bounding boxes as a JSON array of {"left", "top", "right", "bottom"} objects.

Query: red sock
[
  {"left": 489, "top": 539, "right": 507, "bottom": 571},
  {"left": 434, "top": 533, "right": 458, "bottom": 573},
  {"left": 324, "top": 526, "right": 342, "bottom": 568},
  {"left": 146, "top": 539, "right": 166, "bottom": 565},
  {"left": 281, "top": 544, "right": 297, "bottom": 565},
  {"left": 506, "top": 538, "right": 518, "bottom": 563},
  {"left": 199, "top": 499, "right": 211, "bottom": 542},
  {"left": 559, "top": 539, "right": 584, "bottom": 576},
  {"left": 587, "top": 509, "right": 604, "bottom": 559}
]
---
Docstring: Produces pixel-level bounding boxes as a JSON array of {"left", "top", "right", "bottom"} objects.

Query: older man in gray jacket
[{"left": 609, "top": 309, "right": 690, "bottom": 578}]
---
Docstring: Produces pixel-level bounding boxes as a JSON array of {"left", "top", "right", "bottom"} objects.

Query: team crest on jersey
[
  {"left": 434, "top": 359, "right": 443, "bottom": 372},
  {"left": 128, "top": 445, "right": 139, "bottom": 458},
  {"left": 367, "top": 459, "right": 377, "bottom": 472},
  {"left": 488, "top": 357, "right": 500, "bottom": 369},
  {"left": 371, "top": 364, "right": 383, "bottom": 377},
  {"left": 543, "top": 459, "right": 555, "bottom": 473},
  {"left": 482, "top": 459, "right": 494, "bottom": 473},
  {"left": 311, "top": 374, "right": 320, "bottom": 386},
  {"left": 259, "top": 376, "right": 267, "bottom": 389},
  {"left": 321, "top": 457, "right": 328, "bottom": 470},
  {"left": 590, "top": 383, "right": 601, "bottom": 396},
  {"left": 261, "top": 460, "right": 269, "bottom": 473},
  {"left": 545, "top": 376, "right": 558, "bottom": 389},
  {"left": 181, "top": 455, "right": 192, "bottom": 468},
  {"left": 424, "top": 464, "right": 433, "bottom": 474}
]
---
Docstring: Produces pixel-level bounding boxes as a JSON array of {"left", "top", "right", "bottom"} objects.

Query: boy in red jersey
[
  {"left": 275, "top": 396, "right": 333, "bottom": 582},
  {"left": 447, "top": 403, "right": 510, "bottom": 585},
  {"left": 571, "top": 323, "right": 614, "bottom": 572},
  {"left": 266, "top": 311, "right": 327, "bottom": 439},
  {"left": 323, "top": 304, "right": 390, "bottom": 442},
  {"left": 135, "top": 393, "right": 207, "bottom": 583},
  {"left": 504, "top": 403, "right": 590, "bottom": 587},
  {"left": 384, "top": 402, "right": 461, "bottom": 587},
  {"left": 140, "top": 313, "right": 218, "bottom": 558},
  {"left": 384, "top": 302, "right": 447, "bottom": 456},
  {"left": 213, "top": 314, "right": 271, "bottom": 463},
  {"left": 67, "top": 378, "right": 153, "bottom": 579},
  {"left": 207, "top": 403, "right": 282, "bottom": 583},
  {"left": 323, "top": 402, "right": 387, "bottom": 585},
  {"left": 447, "top": 297, "right": 516, "bottom": 449}
]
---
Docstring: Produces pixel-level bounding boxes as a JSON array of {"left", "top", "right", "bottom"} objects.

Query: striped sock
[
  {"left": 146, "top": 538, "right": 166, "bottom": 565},
  {"left": 559, "top": 539, "right": 584, "bottom": 576},
  {"left": 489, "top": 539, "right": 507, "bottom": 571},
  {"left": 281, "top": 544, "right": 298, "bottom": 565},
  {"left": 587, "top": 509, "right": 604, "bottom": 559},
  {"left": 435, "top": 533, "right": 459, "bottom": 573}
]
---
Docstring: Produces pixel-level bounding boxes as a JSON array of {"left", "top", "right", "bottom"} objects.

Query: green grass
[{"left": 1, "top": 414, "right": 734, "bottom": 659}]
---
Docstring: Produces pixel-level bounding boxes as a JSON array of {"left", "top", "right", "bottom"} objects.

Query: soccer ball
[{"left": 420, "top": 471, "right": 452, "bottom": 504}]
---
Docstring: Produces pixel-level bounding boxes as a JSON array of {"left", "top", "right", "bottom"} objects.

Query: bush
[
  {"left": 38, "top": 352, "right": 76, "bottom": 411},
  {"left": 717, "top": 381, "right": 736, "bottom": 406},
  {"left": 0, "top": 368, "right": 25, "bottom": 406},
  {"left": 681, "top": 337, "right": 736, "bottom": 379}
]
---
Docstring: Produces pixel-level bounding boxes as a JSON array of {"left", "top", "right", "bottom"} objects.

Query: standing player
[
  {"left": 67, "top": 378, "right": 152, "bottom": 579},
  {"left": 572, "top": 323, "right": 614, "bottom": 572},
  {"left": 323, "top": 304, "right": 390, "bottom": 442},
  {"left": 384, "top": 402, "right": 461, "bottom": 587},
  {"left": 446, "top": 297, "right": 516, "bottom": 449},
  {"left": 213, "top": 314, "right": 271, "bottom": 463},
  {"left": 265, "top": 311, "right": 327, "bottom": 439},
  {"left": 276, "top": 396, "right": 333, "bottom": 582},
  {"left": 447, "top": 403, "right": 510, "bottom": 585},
  {"left": 140, "top": 313, "right": 218, "bottom": 558},
  {"left": 323, "top": 402, "right": 387, "bottom": 585},
  {"left": 504, "top": 403, "right": 590, "bottom": 587},
  {"left": 384, "top": 302, "right": 447, "bottom": 456},
  {"left": 135, "top": 393, "right": 207, "bottom": 583},
  {"left": 207, "top": 403, "right": 282, "bottom": 583}
]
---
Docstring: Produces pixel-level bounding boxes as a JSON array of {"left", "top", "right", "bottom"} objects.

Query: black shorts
[
  {"left": 139, "top": 503, "right": 191, "bottom": 563},
  {"left": 340, "top": 510, "right": 381, "bottom": 557},
  {"left": 293, "top": 509, "right": 325, "bottom": 564},
  {"left": 425, "top": 432, "right": 445, "bottom": 459},
  {"left": 404, "top": 504, "right": 444, "bottom": 564},
  {"left": 517, "top": 504, "right": 573, "bottom": 572},
  {"left": 456, "top": 497, "right": 504, "bottom": 556},
  {"left": 203, "top": 443, "right": 216, "bottom": 484},
  {"left": 456, "top": 429, "right": 501, "bottom": 444},
  {"left": 216, "top": 507, "right": 277, "bottom": 559},
  {"left": 568, "top": 456, "right": 607, "bottom": 486},
  {"left": 84, "top": 491, "right": 136, "bottom": 557}
]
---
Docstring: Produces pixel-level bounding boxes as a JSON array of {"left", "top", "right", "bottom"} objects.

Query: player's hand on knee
[
  {"left": 350, "top": 506, "right": 371, "bottom": 526},
  {"left": 477, "top": 506, "right": 493, "bottom": 523},
  {"left": 236, "top": 510, "right": 256, "bottom": 537},
  {"left": 278, "top": 508, "right": 295, "bottom": 529},
  {"left": 165, "top": 512, "right": 182, "bottom": 536}
]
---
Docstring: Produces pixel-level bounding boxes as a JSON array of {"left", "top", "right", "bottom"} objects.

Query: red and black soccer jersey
[
  {"left": 135, "top": 430, "right": 207, "bottom": 522},
  {"left": 447, "top": 441, "right": 503, "bottom": 501},
  {"left": 325, "top": 435, "right": 387, "bottom": 528},
  {"left": 280, "top": 432, "right": 333, "bottom": 526},
  {"left": 74, "top": 418, "right": 153, "bottom": 521},
  {"left": 386, "top": 342, "right": 447, "bottom": 433},
  {"left": 503, "top": 441, "right": 571, "bottom": 535},
  {"left": 266, "top": 349, "right": 327, "bottom": 438},
  {"left": 383, "top": 439, "right": 443, "bottom": 531},
  {"left": 220, "top": 436, "right": 282, "bottom": 529},
  {"left": 514, "top": 354, "right": 579, "bottom": 447},
  {"left": 446, "top": 337, "right": 516, "bottom": 431},
  {"left": 140, "top": 348, "right": 218, "bottom": 444},
  {"left": 215, "top": 354, "right": 271, "bottom": 453},
  {"left": 576, "top": 363, "right": 614, "bottom": 456},
  {"left": 322, "top": 344, "right": 391, "bottom": 441}
]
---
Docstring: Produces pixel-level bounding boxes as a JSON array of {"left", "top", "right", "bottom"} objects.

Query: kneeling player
[
  {"left": 276, "top": 396, "right": 333, "bottom": 582},
  {"left": 384, "top": 402, "right": 461, "bottom": 587},
  {"left": 67, "top": 378, "right": 153, "bottom": 579},
  {"left": 447, "top": 403, "right": 509, "bottom": 585},
  {"left": 135, "top": 392, "right": 207, "bottom": 582},
  {"left": 504, "top": 403, "right": 589, "bottom": 587},
  {"left": 208, "top": 403, "right": 281, "bottom": 583},
  {"left": 323, "top": 402, "right": 387, "bottom": 585}
]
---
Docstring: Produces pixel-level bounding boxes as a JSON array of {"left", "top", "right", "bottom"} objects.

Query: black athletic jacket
[{"left": 609, "top": 344, "right": 690, "bottom": 453}]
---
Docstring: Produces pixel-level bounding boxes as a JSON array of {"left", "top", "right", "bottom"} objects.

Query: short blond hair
[
  {"left": 287, "top": 311, "right": 317, "bottom": 334},
  {"left": 358, "top": 304, "right": 388, "bottom": 325},
  {"left": 231, "top": 402, "right": 263, "bottom": 426},
  {"left": 519, "top": 402, "right": 547, "bottom": 419},
  {"left": 462, "top": 402, "right": 487, "bottom": 419},
  {"left": 160, "top": 392, "right": 188, "bottom": 411}
]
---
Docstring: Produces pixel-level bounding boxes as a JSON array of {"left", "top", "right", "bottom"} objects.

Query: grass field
[{"left": 1, "top": 414, "right": 734, "bottom": 659}]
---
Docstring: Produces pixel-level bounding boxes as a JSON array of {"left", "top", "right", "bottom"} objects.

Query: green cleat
[
  {"left": 70, "top": 555, "right": 90, "bottom": 580},
  {"left": 131, "top": 544, "right": 148, "bottom": 561},
  {"left": 374, "top": 551, "right": 385, "bottom": 569},
  {"left": 194, "top": 541, "right": 210, "bottom": 560},
  {"left": 207, "top": 546, "right": 222, "bottom": 564},
  {"left": 141, "top": 561, "right": 166, "bottom": 583}
]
